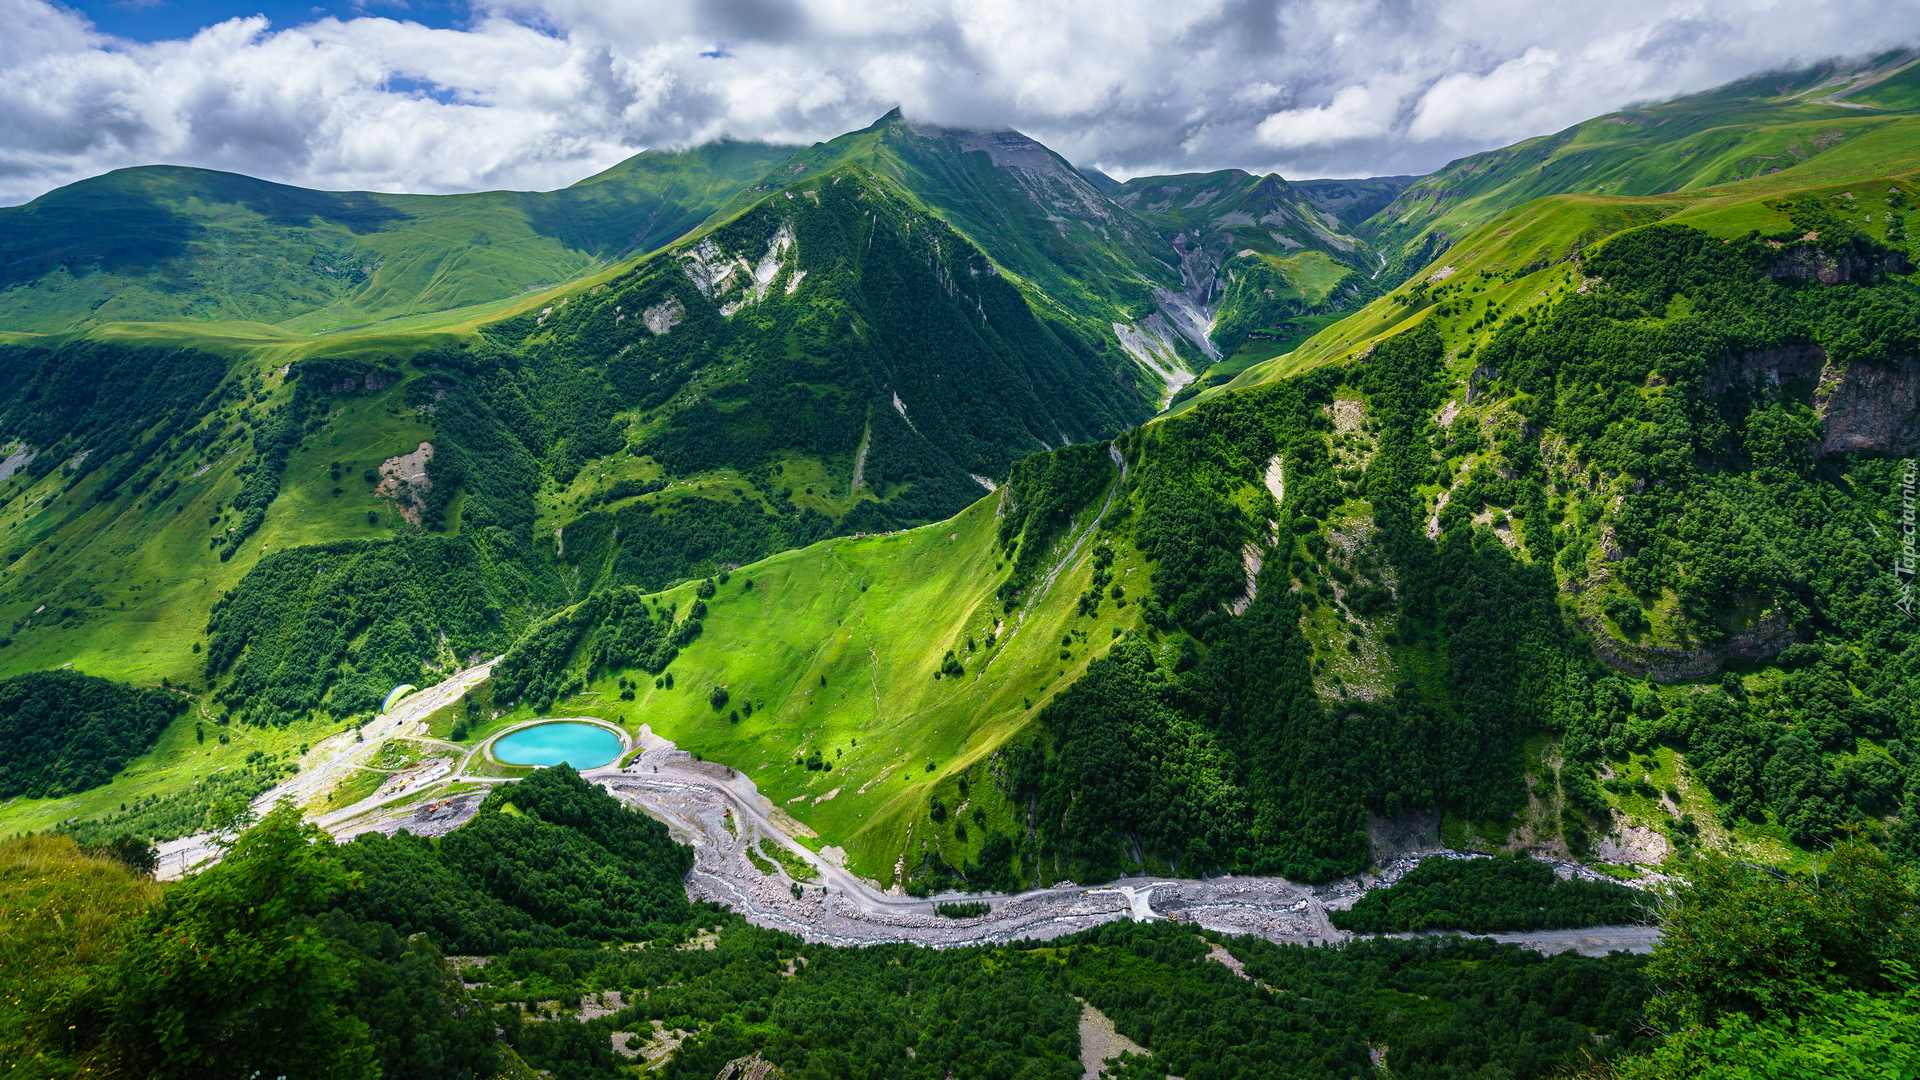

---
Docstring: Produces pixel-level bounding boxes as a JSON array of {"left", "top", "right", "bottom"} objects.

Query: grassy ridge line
[
  {"left": 0, "top": 143, "right": 798, "bottom": 335},
  {"left": 1373, "top": 113, "right": 1907, "bottom": 255},
  {"left": 1178, "top": 118, "right": 1920, "bottom": 404},
  {"left": 1362, "top": 54, "right": 1920, "bottom": 265}
]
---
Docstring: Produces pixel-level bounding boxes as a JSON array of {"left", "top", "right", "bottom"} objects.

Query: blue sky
[
  {"left": 6, "top": 0, "right": 1918, "bottom": 206},
  {"left": 58, "top": 0, "right": 471, "bottom": 40}
]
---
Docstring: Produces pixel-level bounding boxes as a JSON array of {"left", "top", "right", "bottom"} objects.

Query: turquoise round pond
[{"left": 491, "top": 722, "right": 623, "bottom": 768}]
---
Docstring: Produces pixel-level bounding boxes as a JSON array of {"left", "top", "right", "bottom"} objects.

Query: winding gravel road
[
  {"left": 159, "top": 663, "right": 1660, "bottom": 958},
  {"left": 155, "top": 659, "right": 499, "bottom": 877},
  {"left": 582, "top": 729, "right": 1658, "bottom": 955}
]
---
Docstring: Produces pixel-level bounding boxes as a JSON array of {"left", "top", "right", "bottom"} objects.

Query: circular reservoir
[{"left": 491, "top": 722, "right": 623, "bottom": 769}]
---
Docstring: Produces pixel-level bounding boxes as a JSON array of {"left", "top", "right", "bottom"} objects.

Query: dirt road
[
  {"left": 155, "top": 659, "right": 498, "bottom": 878},
  {"left": 586, "top": 728, "right": 1658, "bottom": 955},
  {"left": 158, "top": 666, "right": 1661, "bottom": 959}
]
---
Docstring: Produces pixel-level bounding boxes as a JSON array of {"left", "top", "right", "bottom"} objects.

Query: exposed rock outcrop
[
  {"left": 1703, "top": 343, "right": 1824, "bottom": 395},
  {"left": 1817, "top": 356, "right": 1920, "bottom": 455},
  {"left": 1112, "top": 315, "right": 1194, "bottom": 401},
  {"left": 1708, "top": 346, "right": 1919, "bottom": 456},
  {"left": 715, "top": 1051, "right": 785, "bottom": 1080},
  {"left": 1764, "top": 243, "right": 1909, "bottom": 285},
  {"left": 1584, "top": 608, "right": 1799, "bottom": 683},
  {"left": 376, "top": 442, "right": 434, "bottom": 524},
  {"left": 0, "top": 442, "right": 35, "bottom": 483}
]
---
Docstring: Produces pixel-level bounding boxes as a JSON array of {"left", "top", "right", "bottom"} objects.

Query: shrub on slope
[
  {"left": 333, "top": 765, "right": 693, "bottom": 953},
  {"left": 1330, "top": 855, "right": 1653, "bottom": 934},
  {"left": 0, "top": 670, "right": 187, "bottom": 799}
]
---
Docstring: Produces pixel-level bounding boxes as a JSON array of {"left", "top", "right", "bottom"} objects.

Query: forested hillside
[
  {"left": 0, "top": 52, "right": 1916, "bottom": 937},
  {"left": 0, "top": 141, "right": 798, "bottom": 334},
  {"left": 0, "top": 671, "right": 185, "bottom": 799},
  {"left": 939, "top": 189, "right": 1920, "bottom": 891},
  {"left": 9, "top": 772, "right": 1914, "bottom": 1080},
  {"left": 497, "top": 164, "right": 1152, "bottom": 534}
]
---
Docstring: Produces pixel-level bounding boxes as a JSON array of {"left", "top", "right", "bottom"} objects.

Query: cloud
[
  {"left": 1257, "top": 84, "right": 1398, "bottom": 149},
  {"left": 1406, "top": 48, "right": 1563, "bottom": 143},
  {"left": 0, "top": 0, "right": 1915, "bottom": 205}
]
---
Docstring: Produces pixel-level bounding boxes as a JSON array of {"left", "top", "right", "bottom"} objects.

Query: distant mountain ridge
[
  {"left": 0, "top": 109, "right": 1398, "bottom": 392},
  {"left": 0, "top": 141, "right": 803, "bottom": 334},
  {"left": 1356, "top": 50, "right": 1920, "bottom": 283}
]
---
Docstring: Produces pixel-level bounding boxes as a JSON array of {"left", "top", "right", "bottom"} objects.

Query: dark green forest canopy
[
  {"left": 1472, "top": 221, "right": 1920, "bottom": 850},
  {"left": 977, "top": 343, "right": 1552, "bottom": 887},
  {"left": 205, "top": 535, "right": 539, "bottom": 725},
  {"left": 462, "top": 912, "right": 1652, "bottom": 1080},
  {"left": 333, "top": 764, "right": 692, "bottom": 953},
  {"left": 996, "top": 441, "right": 1118, "bottom": 612},
  {"left": 1330, "top": 855, "right": 1654, "bottom": 934},
  {"left": 0, "top": 341, "right": 233, "bottom": 501},
  {"left": 0, "top": 670, "right": 186, "bottom": 799},
  {"left": 489, "top": 586, "right": 703, "bottom": 711}
]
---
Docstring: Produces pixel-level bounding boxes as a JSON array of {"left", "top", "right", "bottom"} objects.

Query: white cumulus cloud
[
  {"left": 0, "top": 0, "right": 1915, "bottom": 205},
  {"left": 1257, "top": 84, "right": 1399, "bottom": 149}
]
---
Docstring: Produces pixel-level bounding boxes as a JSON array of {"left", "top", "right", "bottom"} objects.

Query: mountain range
[{"left": 2, "top": 44, "right": 1920, "bottom": 1079}]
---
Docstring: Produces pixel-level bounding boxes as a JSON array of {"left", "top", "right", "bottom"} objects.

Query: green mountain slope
[
  {"left": 714, "top": 110, "right": 1180, "bottom": 324},
  {"left": 0, "top": 141, "right": 796, "bottom": 335},
  {"left": 492, "top": 162, "right": 1155, "bottom": 545},
  {"left": 701, "top": 110, "right": 1254, "bottom": 404},
  {"left": 611, "top": 135, "right": 1920, "bottom": 890},
  {"left": 1, "top": 69, "right": 1917, "bottom": 907},
  {"left": 1111, "top": 168, "right": 1406, "bottom": 397},
  {"left": 0, "top": 162, "right": 1157, "bottom": 730},
  {"left": 1358, "top": 51, "right": 1920, "bottom": 280}
]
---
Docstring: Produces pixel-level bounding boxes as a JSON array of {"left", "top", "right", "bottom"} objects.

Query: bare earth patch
[
  {"left": 376, "top": 442, "right": 434, "bottom": 524},
  {"left": 1206, "top": 943, "right": 1248, "bottom": 978},
  {"left": 1077, "top": 998, "right": 1150, "bottom": 1079},
  {"left": 1597, "top": 824, "right": 1671, "bottom": 865}
]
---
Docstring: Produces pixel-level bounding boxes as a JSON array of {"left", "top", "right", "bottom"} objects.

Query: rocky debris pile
[
  {"left": 715, "top": 1052, "right": 785, "bottom": 1079},
  {"left": 302, "top": 723, "right": 1659, "bottom": 958},
  {"left": 348, "top": 792, "right": 486, "bottom": 842}
]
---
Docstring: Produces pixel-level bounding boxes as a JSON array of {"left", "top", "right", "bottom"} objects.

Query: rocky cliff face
[
  {"left": 1818, "top": 356, "right": 1920, "bottom": 456},
  {"left": 1709, "top": 346, "right": 1919, "bottom": 456},
  {"left": 1765, "top": 242, "right": 1911, "bottom": 285},
  {"left": 1584, "top": 608, "right": 1801, "bottom": 682},
  {"left": 1703, "top": 344, "right": 1825, "bottom": 395}
]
